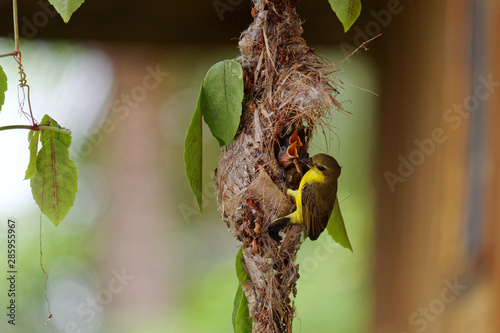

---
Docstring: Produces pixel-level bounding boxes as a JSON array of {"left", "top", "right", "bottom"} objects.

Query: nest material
[{"left": 215, "top": 0, "right": 343, "bottom": 332}]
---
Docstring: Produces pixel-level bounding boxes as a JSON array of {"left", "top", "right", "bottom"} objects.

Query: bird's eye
[{"left": 316, "top": 165, "right": 326, "bottom": 171}]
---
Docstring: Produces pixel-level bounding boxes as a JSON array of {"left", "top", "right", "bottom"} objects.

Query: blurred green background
[
  {"left": 0, "top": 37, "right": 377, "bottom": 332},
  {"left": 2, "top": 0, "right": 500, "bottom": 332}
]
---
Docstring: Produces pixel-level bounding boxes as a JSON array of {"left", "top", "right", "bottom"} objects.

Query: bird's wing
[{"left": 301, "top": 182, "right": 337, "bottom": 240}]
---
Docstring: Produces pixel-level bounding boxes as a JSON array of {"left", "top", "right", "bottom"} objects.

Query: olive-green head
[{"left": 301, "top": 153, "right": 341, "bottom": 179}]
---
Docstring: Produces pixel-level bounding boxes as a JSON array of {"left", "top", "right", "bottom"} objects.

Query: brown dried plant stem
[{"left": 215, "top": 0, "right": 343, "bottom": 332}]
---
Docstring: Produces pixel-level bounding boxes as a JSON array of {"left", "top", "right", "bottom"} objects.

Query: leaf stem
[
  {"left": 0, "top": 124, "right": 32, "bottom": 131},
  {"left": 0, "top": 124, "right": 72, "bottom": 135},
  {"left": 38, "top": 126, "right": 71, "bottom": 134}
]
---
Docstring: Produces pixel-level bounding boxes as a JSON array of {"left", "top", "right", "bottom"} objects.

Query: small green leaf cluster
[
  {"left": 48, "top": 0, "right": 361, "bottom": 31},
  {"left": 26, "top": 115, "right": 78, "bottom": 226},
  {"left": 184, "top": 59, "right": 244, "bottom": 213}
]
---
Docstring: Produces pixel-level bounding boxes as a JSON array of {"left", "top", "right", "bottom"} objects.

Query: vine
[
  {"left": 0, "top": 0, "right": 83, "bottom": 224},
  {"left": 0, "top": 0, "right": 86, "bottom": 321}
]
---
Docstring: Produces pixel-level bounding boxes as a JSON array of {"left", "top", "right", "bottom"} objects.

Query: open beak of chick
[{"left": 278, "top": 129, "right": 304, "bottom": 168}]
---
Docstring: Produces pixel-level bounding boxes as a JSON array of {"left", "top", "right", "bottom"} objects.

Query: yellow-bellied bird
[{"left": 269, "top": 153, "right": 341, "bottom": 241}]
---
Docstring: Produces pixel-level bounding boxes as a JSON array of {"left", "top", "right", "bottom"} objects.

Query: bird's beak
[
  {"left": 289, "top": 129, "right": 303, "bottom": 147},
  {"left": 292, "top": 156, "right": 313, "bottom": 168}
]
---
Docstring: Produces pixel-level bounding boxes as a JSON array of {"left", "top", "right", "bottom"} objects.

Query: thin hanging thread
[{"left": 40, "top": 213, "right": 53, "bottom": 323}]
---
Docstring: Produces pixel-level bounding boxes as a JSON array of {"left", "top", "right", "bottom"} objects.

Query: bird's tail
[{"left": 268, "top": 216, "right": 291, "bottom": 241}]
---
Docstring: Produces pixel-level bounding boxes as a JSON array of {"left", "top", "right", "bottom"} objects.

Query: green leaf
[
  {"left": 201, "top": 59, "right": 244, "bottom": 146},
  {"left": 328, "top": 0, "right": 362, "bottom": 32},
  {"left": 235, "top": 247, "right": 247, "bottom": 282},
  {"left": 48, "top": 0, "right": 85, "bottom": 23},
  {"left": 232, "top": 284, "right": 243, "bottom": 329},
  {"left": 232, "top": 284, "right": 252, "bottom": 333},
  {"left": 232, "top": 248, "right": 252, "bottom": 333},
  {"left": 184, "top": 86, "right": 203, "bottom": 214},
  {"left": 0, "top": 65, "right": 7, "bottom": 112},
  {"left": 326, "top": 197, "right": 353, "bottom": 251},
  {"left": 31, "top": 123, "right": 78, "bottom": 226},
  {"left": 24, "top": 130, "right": 40, "bottom": 180},
  {"left": 183, "top": 60, "right": 244, "bottom": 214}
]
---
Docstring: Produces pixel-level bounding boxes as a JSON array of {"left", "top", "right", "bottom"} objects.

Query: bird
[{"left": 269, "top": 153, "right": 341, "bottom": 241}]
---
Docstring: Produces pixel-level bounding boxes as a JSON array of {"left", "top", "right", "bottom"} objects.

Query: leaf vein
[{"left": 49, "top": 132, "right": 59, "bottom": 220}]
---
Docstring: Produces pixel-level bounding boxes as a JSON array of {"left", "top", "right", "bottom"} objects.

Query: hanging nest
[{"left": 215, "top": 0, "right": 344, "bottom": 332}]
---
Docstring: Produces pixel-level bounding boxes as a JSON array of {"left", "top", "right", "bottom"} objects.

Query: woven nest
[{"left": 215, "top": 0, "right": 344, "bottom": 332}]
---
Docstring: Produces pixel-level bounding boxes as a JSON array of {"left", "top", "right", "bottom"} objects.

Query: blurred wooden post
[
  {"left": 372, "top": 0, "right": 499, "bottom": 332},
  {"left": 95, "top": 46, "right": 174, "bottom": 327},
  {"left": 484, "top": 0, "right": 500, "bottom": 331}
]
